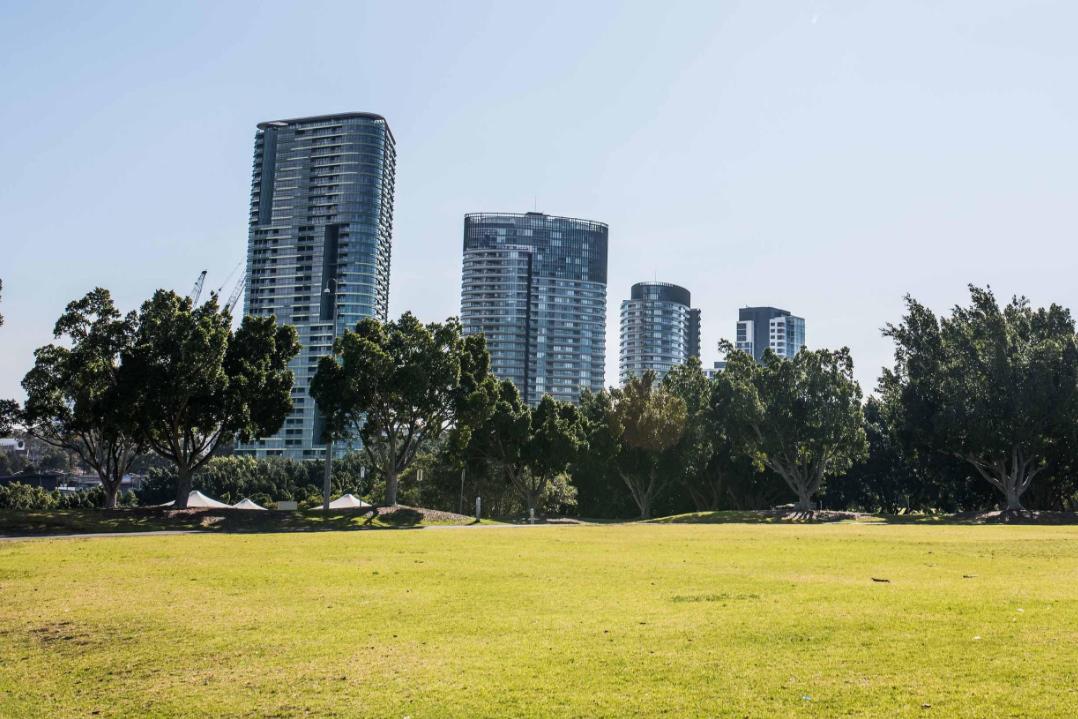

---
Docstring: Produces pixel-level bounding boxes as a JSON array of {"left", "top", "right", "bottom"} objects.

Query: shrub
[
  {"left": 135, "top": 454, "right": 373, "bottom": 506},
  {"left": 0, "top": 482, "right": 58, "bottom": 511}
]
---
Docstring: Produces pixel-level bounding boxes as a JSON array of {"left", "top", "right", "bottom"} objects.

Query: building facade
[
  {"left": 703, "top": 360, "right": 727, "bottom": 379},
  {"left": 460, "top": 212, "right": 608, "bottom": 405},
  {"left": 238, "top": 112, "right": 396, "bottom": 458},
  {"left": 734, "top": 306, "right": 806, "bottom": 362},
  {"left": 619, "top": 282, "right": 701, "bottom": 384}
]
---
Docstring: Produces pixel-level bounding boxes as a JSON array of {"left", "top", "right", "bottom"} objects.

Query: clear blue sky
[{"left": 2, "top": 0, "right": 1076, "bottom": 400}]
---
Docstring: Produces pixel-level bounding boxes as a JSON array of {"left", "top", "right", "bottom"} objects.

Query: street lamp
[{"left": 321, "top": 278, "right": 341, "bottom": 513}]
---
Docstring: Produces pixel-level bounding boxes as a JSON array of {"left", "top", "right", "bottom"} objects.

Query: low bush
[
  {"left": 0, "top": 482, "right": 57, "bottom": 511},
  {"left": 136, "top": 454, "right": 373, "bottom": 506},
  {"left": 0, "top": 483, "right": 140, "bottom": 511}
]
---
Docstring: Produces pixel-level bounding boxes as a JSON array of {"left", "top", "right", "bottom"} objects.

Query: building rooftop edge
[
  {"left": 257, "top": 112, "right": 394, "bottom": 142},
  {"left": 631, "top": 281, "right": 690, "bottom": 292},
  {"left": 464, "top": 211, "right": 608, "bottom": 229}
]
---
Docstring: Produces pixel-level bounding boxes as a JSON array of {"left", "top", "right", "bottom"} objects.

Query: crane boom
[
  {"left": 225, "top": 271, "right": 246, "bottom": 315},
  {"left": 188, "top": 270, "right": 208, "bottom": 304}
]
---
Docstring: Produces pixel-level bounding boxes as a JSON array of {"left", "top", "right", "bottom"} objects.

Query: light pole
[
  {"left": 321, "top": 279, "right": 341, "bottom": 513},
  {"left": 458, "top": 467, "right": 466, "bottom": 516}
]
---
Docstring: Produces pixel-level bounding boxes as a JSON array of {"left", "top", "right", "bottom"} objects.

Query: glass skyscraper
[
  {"left": 460, "top": 212, "right": 608, "bottom": 405},
  {"left": 619, "top": 282, "right": 701, "bottom": 384},
  {"left": 238, "top": 112, "right": 396, "bottom": 458},
  {"left": 735, "top": 306, "right": 806, "bottom": 362}
]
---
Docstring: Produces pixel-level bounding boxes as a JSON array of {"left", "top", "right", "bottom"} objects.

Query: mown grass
[{"left": 1, "top": 523, "right": 1076, "bottom": 717}]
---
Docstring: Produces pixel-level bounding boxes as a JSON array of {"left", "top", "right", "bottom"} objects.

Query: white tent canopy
[
  {"left": 161, "top": 490, "right": 233, "bottom": 509},
  {"left": 327, "top": 493, "right": 372, "bottom": 509},
  {"left": 233, "top": 498, "right": 268, "bottom": 510}
]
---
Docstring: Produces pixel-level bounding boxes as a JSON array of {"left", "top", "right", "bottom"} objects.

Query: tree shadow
[
  {"left": 866, "top": 509, "right": 1078, "bottom": 525},
  {"left": 646, "top": 510, "right": 857, "bottom": 524}
]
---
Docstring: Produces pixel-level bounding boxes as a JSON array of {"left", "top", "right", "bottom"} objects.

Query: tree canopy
[
  {"left": 122, "top": 290, "right": 299, "bottom": 508},
  {"left": 465, "top": 381, "right": 584, "bottom": 515},
  {"left": 583, "top": 371, "right": 687, "bottom": 519},
  {"left": 310, "top": 313, "right": 491, "bottom": 506},
  {"left": 881, "top": 286, "right": 1078, "bottom": 510},
  {"left": 20, "top": 289, "right": 142, "bottom": 507},
  {"left": 713, "top": 343, "right": 867, "bottom": 511}
]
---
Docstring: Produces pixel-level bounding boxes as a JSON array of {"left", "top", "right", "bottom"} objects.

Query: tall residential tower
[
  {"left": 239, "top": 112, "right": 396, "bottom": 458},
  {"left": 619, "top": 282, "right": 700, "bottom": 384},
  {"left": 734, "top": 306, "right": 805, "bottom": 362},
  {"left": 460, "top": 212, "right": 608, "bottom": 405}
]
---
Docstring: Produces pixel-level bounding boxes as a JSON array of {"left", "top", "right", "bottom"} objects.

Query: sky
[{"left": 2, "top": 0, "right": 1077, "bottom": 401}]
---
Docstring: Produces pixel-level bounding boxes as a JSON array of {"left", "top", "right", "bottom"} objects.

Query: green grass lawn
[{"left": 1, "top": 523, "right": 1076, "bottom": 718}]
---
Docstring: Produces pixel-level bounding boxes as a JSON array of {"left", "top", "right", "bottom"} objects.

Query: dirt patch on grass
[
  {"left": 671, "top": 592, "right": 761, "bottom": 603},
  {"left": 27, "top": 620, "right": 93, "bottom": 646}
]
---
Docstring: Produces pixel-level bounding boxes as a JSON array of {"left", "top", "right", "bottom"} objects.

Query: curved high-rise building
[
  {"left": 619, "top": 282, "right": 701, "bottom": 384},
  {"left": 461, "top": 212, "right": 608, "bottom": 405},
  {"left": 240, "top": 112, "right": 396, "bottom": 458}
]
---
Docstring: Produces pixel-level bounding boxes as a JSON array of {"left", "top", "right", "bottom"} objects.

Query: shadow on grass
[
  {"left": 647, "top": 510, "right": 858, "bottom": 525},
  {"left": 6, "top": 507, "right": 1076, "bottom": 538},
  {"left": 862, "top": 509, "right": 1078, "bottom": 525},
  {"left": 0, "top": 504, "right": 476, "bottom": 537},
  {"left": 650, "top": 509, "right": 1078, "bottom": 526}
]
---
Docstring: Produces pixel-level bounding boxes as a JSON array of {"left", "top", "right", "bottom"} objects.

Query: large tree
[
  {"left": 310, "top": 313, "right": 491, "bottom": 506},
  {"left": 881, "top": 286, "right": 1078, "bottom": 510},
  {"left": 20, "top": 289, "right": 142, "bottom": 507},
  {"left": 574, "top": 389, "right": 637, "bottom": 518},
  {"left": 466, "top": 380, "right": 584, "bottom": 516},
  {"left": 660, "top": 359, "right": 720, "bottom": 511},
  {"left": 713, "top": 343, "right": 867, "bottom": 512},
  {"left": 590, "top": 371, "right": 687, "bottom": 519},
  {"left": 122, "top": 290, "right": 299, "bottom": 508}
]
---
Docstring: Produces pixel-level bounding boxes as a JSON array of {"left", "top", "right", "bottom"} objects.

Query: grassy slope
[
  {"left": 0, "top": 506, "right": 485, "bottom": 536},
  {"left": 1, "top": 524, "right": 1076, "bottom": 718}
]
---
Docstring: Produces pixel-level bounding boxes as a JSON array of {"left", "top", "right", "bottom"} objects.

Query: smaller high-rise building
[
  {"left": 460, "top": 211, "right": 608, "bottom": 405},
  {"left": 735, "top": 306, "right": 805, "bottom": 362},
  {"left": 619, "top": 282, "right": 701, "bottom": 384}
]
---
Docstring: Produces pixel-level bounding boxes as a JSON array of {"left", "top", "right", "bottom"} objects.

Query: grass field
[{"left": 1, "top": 521, "right": 1076, "bottom": 718}]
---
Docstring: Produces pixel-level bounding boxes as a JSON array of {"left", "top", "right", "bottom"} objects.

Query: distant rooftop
[
  {"left": 257, "top": 112, "right": 393, "bottom": 141},
  {"left": 465, "top": 211, "right": 608, "bottom": 230}
]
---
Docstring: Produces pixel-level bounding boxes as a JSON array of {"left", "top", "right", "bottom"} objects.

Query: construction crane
[
  {"left": 188, "top": 270, "right": 208, "bottom": 303},
  {"left": 214, "top": 259, "right": 243, "bottom": 296},
  {"left": 224, "top": 271, "right": 246, "bottom": 315}
]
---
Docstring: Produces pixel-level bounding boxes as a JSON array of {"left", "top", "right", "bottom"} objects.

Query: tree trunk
[
  {"left": 1004, "top": 485, "right": 1023, "bottom": 511},
  {"left": 639, "top": 468, "right": 655, "bottom": 519},
  {"left": 385, "top": 465, "right": 399, "bottom": 506},
  {"left": 322, "top": 441, "right": 334, "bottom": 512},
  {"left": 964, "top": 448, "right": 1038, "bottom": 512},
  {"left": 103, "top": 480, "right": 120, "bottom": 509},
  {"left": 174, "top": 467, "right": 193, "bottom": 509},
  {"left": 774, "top": 463, "right": 815, "bottom": 512}
]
